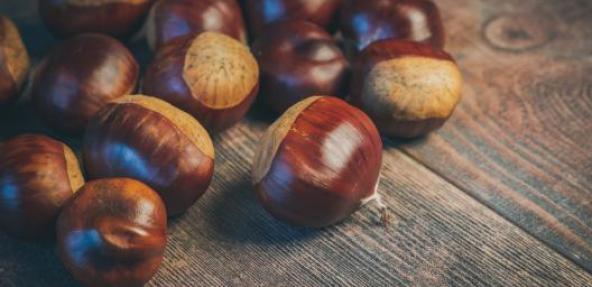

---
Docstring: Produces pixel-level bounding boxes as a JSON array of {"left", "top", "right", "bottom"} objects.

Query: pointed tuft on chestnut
[
  {"left": 0, "top": 134, "right": 84, "bottom": 239},
  {"left": 143, "top": 32, "right": 259, "bottom": 132},
  {"left": 350, "top": 40, "right": 463, "bottom": 138},
  {"left": 146, "top": 0, "right": 247, "bottom": 51},
  {"left": 57, "top": 178, "right": 167, "bottom": 287},
  {"left": 0, "top": 15, "right": 30, "bottom": 106},
  {"left": 252, "top": 96, "right": 383, "bottom": 228},
  {"left": 83, "top": 95, "right": 215, "bottom": 216},
  {"left": 39, "top": 0, "right": 154, "bottom": 38},
  {"left": 32, "top": 33, "right": 139, "bottom": 134},
  {"left": 252, "top": 20, "right": 349, "bottom": 114},
  {"left": 341, "top": 0, "right": 445, "bottom": 52},
  {"left": 243, "top": 0, "right": 343, "bottom": 37}
]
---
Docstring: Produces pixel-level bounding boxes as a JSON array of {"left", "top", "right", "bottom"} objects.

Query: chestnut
[
  {"left": 252, "top": 96, "right": 383, "bottom": 228},
  {"left": 32, "top": 33, "right": 139, "bottom": 134},
  {"left": 340, "top": 0, "right": 445, "bottom": 52},
  {"left": 0, "top": 134, "right": 84, "bottom": 239},
  {"left": 38, "top": 0, "right": 153, "bottom": 38},
  {"left": 0, "top": 15, "right": 30, "bottom": 106},
  {"left": 57, "top": 178, "right": 167, "bottom": 287},
  {"left": 350, "top": 40, "right": 463, "bottom": 138},
  {"left": 252, "top": 20, "right": 349, "bottom": 113},
  {"left": 146, "top": 0, "right": 247, "bottom": 51},
  {"left": 83, "top": 95, "right": 215, "bottom": 215},
  {"left": 143, "top": 32, "right": 259, "bottom": 131},
  {"left": 243, "top": 0, "right": 342, "bottom": 37}
]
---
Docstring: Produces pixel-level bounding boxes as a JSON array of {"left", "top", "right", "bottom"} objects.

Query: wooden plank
[
  {"left": 1, "top": 115, "right": 591, "bottom": 286},
  {"left": 395, "top": 0, "right": 592, "bottom": 271}
]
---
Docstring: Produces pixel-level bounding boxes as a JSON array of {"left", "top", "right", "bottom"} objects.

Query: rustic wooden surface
[{"left": 0, "top": 0, "right": 591, "bottom": 286}]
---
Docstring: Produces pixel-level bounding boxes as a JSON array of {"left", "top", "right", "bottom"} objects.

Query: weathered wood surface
[
  {"left": 399, "top": 0, "right": 592, "bottom": 270},
  {"left": 1, "top": 0, "right": 591, "bottom": 286}
]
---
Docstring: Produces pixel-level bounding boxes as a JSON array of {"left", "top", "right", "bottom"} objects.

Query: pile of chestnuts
[{"left": 0, "top": 0, "right": 463, "bottom": 285}]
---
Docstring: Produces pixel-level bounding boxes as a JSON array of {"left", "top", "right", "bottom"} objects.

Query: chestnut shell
[
  {"left": 341, "top": 0, "right": 445, "bottom": 51},
  {"left": 32, "top": 33, "right": 139, "bottom": 134},
  {"left": 253, "top": 96, "right": 383, "bottom": 228},
  {"left": 39, "top": 0, "right": 154, "bottom": 38},
  {"left": 146, "top": 0, "right": 247, "bottom": 50},
  {"left": 83, "top": 95, "right": 215, "bottom": 215},
  {"left": 252, "top": 20, "right": 349, "bottom": 113},
  {"left": 243, "top": 0, "right": 343, "bottom": 36},
  {"left": 57, "top": 178, "right": 167, "bottom": 287},
  {"left": 0, "top": 134, "right": 84, "bottom": 239}
]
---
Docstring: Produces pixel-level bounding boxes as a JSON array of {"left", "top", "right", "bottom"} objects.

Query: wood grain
[{"left": 394, "top": 0, "right": 592, "bottom": 271}]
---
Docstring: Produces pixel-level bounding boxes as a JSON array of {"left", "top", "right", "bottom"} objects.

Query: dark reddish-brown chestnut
[
  {"left": 146, "top": 0, "right": 247, "bottom": 51},
  {"left": 57, "top": 178, "right": 166, "bottom": 287},
  {"left": 83, "top": 95, "right": 215, "bottom": 215},
  {"left": 143, "top": 32, "right": 259, "bottom": 131},
  {"left": 39, "top": 0, "right": 153, "bottom": 38},
  {"left": 243, "top": 0, "right": 342, "bottom": 37},
  {"left": 350, "top": 40, "right": 463, "bottom": 138},
  {"left": 341, "top": 0, "right": 444, "bottom": 52},
  {"left": 252, "top": 96, "right": 383, "bottom": 228},
  {"left": 0, "top": 134, "right": 84, "bottom": 239},
  {"left": 252, "top": 20, "right": 349, "bottom": 113},
  {"left": 32, "top": 33, "right": 139, "bottom": 134},
  {"left": 0, "top": 15, "right": 29, "bottom": 106}
]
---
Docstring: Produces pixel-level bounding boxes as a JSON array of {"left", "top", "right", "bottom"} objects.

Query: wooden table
[{"left": 1, "top": 0, "right": 591, "bottom": 286}]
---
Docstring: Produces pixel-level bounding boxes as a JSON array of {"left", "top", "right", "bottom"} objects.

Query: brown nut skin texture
[
  {"left": 57, "top": 178, "right": 167, "bottom": 287},
  {"left": 253, "top": 97, "right": 383, "bottom": 228},
  {"left": 142, "top": 33, "right": 259, "bottom": 132},
  {"left": 252, "top": 20, "right": 349, "bottom": 114},
  {"left": 39, "top": 0, "right": 154, "bottom": 38},
  {"left": 243, "top": 0, "right": 342, "bottom": 37},
  {"left": 0, "top": 134, "right": 84, "bottom": 239},
  {"left": 350, "top": 40, "right": 462, "bottom": 138},
  {"left": 0, "top": 16, "right": 30, "bottom": 106},
  {"left": 341, "top": 0, "right": 444, "bottom": 52},
  {"left": 32, "top": 33, "right": 138, "bottom": 134},
  {"left": 147, "top": 0, "right": 247, "bottom": 50},
  {"left": 83, "top": 96, "right": 215, "bottom": 216}
]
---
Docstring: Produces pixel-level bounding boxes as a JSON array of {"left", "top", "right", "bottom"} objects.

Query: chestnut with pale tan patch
[
  {"left": 0, "top": 134, "right": 84, "bottom": 239},
  {"left": 84, "top": 95, "right": 215, "bottom": 215},
  {"left": 252, "top": 96, "right": 383, "bottom": 228},
  {"left": 183, "top": 32, "right": 258, "bottom": 109},
  {"left": 57, "top": 178, "right": 167, "bottom": 287},
  {"left": 0, "top": 16, "right": 29, "bottom": 105},
  {"left": 143, "top": 32, "right": 260, "bottom": 131},
  {"left": 351, "top": 40, "right": 463, "bottom": 138}
]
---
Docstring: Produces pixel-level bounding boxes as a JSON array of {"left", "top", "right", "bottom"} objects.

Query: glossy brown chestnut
[
  {"left": 341, "top": 0, "right": 444, "bottom": 52},
  {"left": 350, "top": 40, "right": 463, "bottom": 138},
  {"left": 57, "top": 178, "right": 167, "bottom": 287},
  {"left": 39, "top": 0, "right": 153, "bottom": 38},
  {"left": 252, "top": 96, "right": 383, "bottom": 228},
  {"left": 143, "top": 32, "right": 259, "bottom": 131},
  {"left": 0, "top": 15, "right": 29, "bottom": 106},
  {"left": 83, "top": 95, "right": 215, "bottom": 215},
  {"left": 146, "top": 0, "right": 247, "bottom": 51},
  {"left": 252, "top": 20, "right": 349, "bottom": 113},
  {"left": 0, "top": 134, "right": 84, "bottom": 239},
  {"left": 32, "top": 33, "right": 139, "bottom": 134},
  {"left": 243, "top": 0, "right": 342, "bottom": 37}
]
